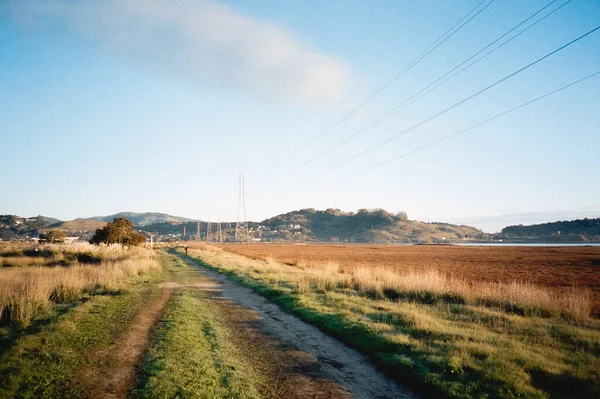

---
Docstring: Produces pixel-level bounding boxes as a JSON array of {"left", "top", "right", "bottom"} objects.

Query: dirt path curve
[
  {"left": 179, "top": 254, "right": 417, "bottom": 399},
  {"left": 88, "top": 286, "right": 174, "bottom": 399}
]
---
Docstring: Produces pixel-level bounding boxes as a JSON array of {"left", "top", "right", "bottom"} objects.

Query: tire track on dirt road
[
  {"left": 178, "top": 253, "right": 417, "bottom": 399},
  {"left": 86, "top": 286, "right": 174, "bottom": 399}
]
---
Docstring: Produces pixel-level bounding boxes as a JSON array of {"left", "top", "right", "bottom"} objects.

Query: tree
[
  {"left": 39, "top": 229, "right": 66, "bottom": 243},
  {"left": 90, "top": 218, "right": 146, "bottom": 247}
]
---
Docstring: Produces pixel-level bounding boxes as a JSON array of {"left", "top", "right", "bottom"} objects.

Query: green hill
[
  {"left": 500, "top": 218, "right": 600, "bottom": 242},
  {"left": 257, "top": 208, "right": 487, "bottom": 243},
  {"left": 0, "top": 215, "right": 60, "bottom": 241}
]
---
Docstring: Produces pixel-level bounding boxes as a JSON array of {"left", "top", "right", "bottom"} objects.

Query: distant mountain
[
  {"left": 59, "top": 220, "right": 107, "bottom": 231},
  {"left": 500, "top": 218, "right": 600, "bottom": 242},
  {"left": 79, "top": 212, "right": 196, "bottom": 227}
]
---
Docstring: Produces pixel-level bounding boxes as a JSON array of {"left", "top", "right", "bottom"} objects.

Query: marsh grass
[
  {"left": 189, "top": 248, "right": 593, "bottom": 320},
  {"left": 290, "top": 261, "right": 592, "bottom": 321},
  {"left": 185, "top": 246, "right": 600, "bottom": 399},
  {"left": 0, "top": 243, "right": 159, "bottom": 327}
]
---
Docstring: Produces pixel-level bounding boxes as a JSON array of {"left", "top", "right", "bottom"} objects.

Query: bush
[{"left": 39, "top": 230, "right": 66, "bottom": 244}]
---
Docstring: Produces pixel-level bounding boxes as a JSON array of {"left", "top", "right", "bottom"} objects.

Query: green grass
[
  {"left": 181, "top": 247, "right": 600, "bottom": 399},
  {"left": 134, "top": 252, "right": 261, "bottom": 399},
  {"left": 0, "top": 263, "right": 167, "bottom": 399},
  {"left": 133, "top": 289, "right": 261, "bottom": 399}
]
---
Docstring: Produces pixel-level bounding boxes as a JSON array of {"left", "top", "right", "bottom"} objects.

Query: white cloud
[{"left": 8, "top": 0, "right": 352, "bottom": 108}]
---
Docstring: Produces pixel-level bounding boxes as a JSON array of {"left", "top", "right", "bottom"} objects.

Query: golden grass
[
  {"left": 0, "top": 256, "right": 49, "bottom": 267},
  {"left": 306, "top": 263, "right": 593, "bottom": 321},
  {"left": 197, "top": 247, "right": 593, "bottom": 321},
  {"left": 220, "top": 244, "right": 600, "bottom": 313},
  {"left": 0, "top": 243, "right": 159, "bottom": 327},
  {"left": 186, "top": 246, "right": 600, "bottom": 398}
]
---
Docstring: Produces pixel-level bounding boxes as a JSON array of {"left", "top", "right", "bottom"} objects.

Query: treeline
[{"left": 501, "top": 218, "right": 600, "bottom": 241}]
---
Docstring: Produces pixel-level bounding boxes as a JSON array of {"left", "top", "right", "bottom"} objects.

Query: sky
[{"left": 1, "top": 0, "right": 599, "bottom": 233}]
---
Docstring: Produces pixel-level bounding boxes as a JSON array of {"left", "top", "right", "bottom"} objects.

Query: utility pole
[
  {"left": 196, "top": 221, "right": 201, "bottom": 241},
  {"left": 183, "top": 226, "right": 186, "bottom": 240},
  {"left": 206, "top": 221, "right": 213, "bottom": 243},
  {"left": 235, "top": 173, "right": 250, "bottom": 243}
]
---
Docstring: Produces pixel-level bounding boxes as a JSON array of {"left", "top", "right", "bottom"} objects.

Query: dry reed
[
  {"left": 200, "top": 246, "right": 593, "bottom": 321},
  {"left": 302, "top": 263, "right": 592, "bottom": 320},
  {"left": 0, "top": 243, "right": 159, "bottom": 327}
]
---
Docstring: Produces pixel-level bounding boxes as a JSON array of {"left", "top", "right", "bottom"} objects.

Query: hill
[
  {"left": 256, "top": 208, "right": 487, "bottom": 243},
  {"left": 0, "top": 215, "right": 60, "bottom": 241},
  {"left": 79, "top": 212, "right": 196, "bottom": 227},
  {"left": 59, "top": 220, "right": 108, "bottom": 231},
  {"left": 3, "top": 210, "right": 598, "bottom": 243},
  {"left": 500, "top": 218, "right": 600, "bottom": 242},
  {"left": 136, "top": 209, "right": 486, "bottom": 243}
]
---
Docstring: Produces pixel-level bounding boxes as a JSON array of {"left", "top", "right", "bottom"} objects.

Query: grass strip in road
[
  {"left": 134, "top": 253, "right": 261, "bottom": 399},
  {"left": 180, "top": 247, "right": 600, "bottom": 399}
]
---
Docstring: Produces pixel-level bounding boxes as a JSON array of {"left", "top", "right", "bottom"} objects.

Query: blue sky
[{"left": 1, "top": 0, "right": 599, "bottom": 232}]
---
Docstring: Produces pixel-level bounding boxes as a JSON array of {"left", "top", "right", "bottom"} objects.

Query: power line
[
  {"left": 309, "top": 24, "right": 600, "bottom": 179},
  {"left": 338, "top": 69, "right": 600, "bottom": 181},
  {"left": 290, "top": 0, "right": 571, "bottom": 172},
  {"left": 249, "top": 0, "right": 495, "bottom": 174}
]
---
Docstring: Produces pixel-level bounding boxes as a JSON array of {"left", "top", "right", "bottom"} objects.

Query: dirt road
[
  {"left": 87, "top": 286, "right": 175, "bottom": 399},
  {"left": 177, "top": 253, "right": 416, "bottom": 399}
]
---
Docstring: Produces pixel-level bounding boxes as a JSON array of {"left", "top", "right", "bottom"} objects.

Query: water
[{"left": 454, "top": 242, "right": 600, "bottom": 247}]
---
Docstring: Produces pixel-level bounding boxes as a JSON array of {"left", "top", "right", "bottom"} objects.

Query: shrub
[{"left": 39, "top": 230, "right": 66, "bottom": 243}]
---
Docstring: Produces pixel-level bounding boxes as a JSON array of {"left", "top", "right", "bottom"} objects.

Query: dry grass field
[
  {"left": 189, "top": 244, "right": 600, "bottom": 398},
  {"left": 0, "top": 242, "right": 159, "bottom": 327},
  {"left": 220, "top": 244, "right": 600, "bottom": 313}
]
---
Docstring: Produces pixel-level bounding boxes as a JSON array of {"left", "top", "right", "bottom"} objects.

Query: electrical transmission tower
[
  {"left": 235, "top": 173, "right": 250, "bottom": 243},
  {"left": 217, "top": 222, "right": 223, "bottom": 243},
  {"left": 196, "top": 221, "right": 201, "bottom": 241},
  {"left": 206, "top": 222, "right": 213, "bottom": 243}
]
